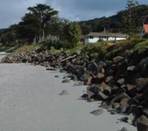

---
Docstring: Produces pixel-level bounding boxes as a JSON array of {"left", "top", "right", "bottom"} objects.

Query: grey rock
[
  {"left": 136, "top": 78, "right": 148, "bottom": 87},
  {"left": 119, "top": 127, "right": 128, "bottom": 131},
  {"left": 59, "top": 90, "right": 69, "bottom": 96},
  {"left": 46, "top": 67, "right": 55, "bottom": 71},
  {"left": 127, "top": 66, "right": 135, "bottom": 71},
  {"left": 138, "top": 57, "right": 148, "bottom": 76},
  {"left": 105, "top": 76, "right": 113, "bottom": 83},
  {"left": 54, "top": 75, "right": 59, "bottom": 78},
  {"left": 62, "top": 79, "right": 70, "bottom": 83},
  {"left": 98, "top": 73, "right": 105, "bottom": 79},
  {"left": 73, "top": 82, "right": 83, "bottom": 86},
  {"left": 113, "top": 56, "right": 124, "bottom": 63},
  {"left": 90, "top": 108, "right": 104, "bottom": 116},
  {"left": 117, "top": 78, "right": 125, "bottom": 85}
]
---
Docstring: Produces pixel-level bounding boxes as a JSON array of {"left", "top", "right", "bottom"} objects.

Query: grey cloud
[
  {"left": 49, "top": 0, "right": 147, "bottom": 20},
  {"left": 0, "top": 0, "right": 147, "bottom": 28},
  {"left": 0, "top": 0, "right": 46, "bottom": 28}
]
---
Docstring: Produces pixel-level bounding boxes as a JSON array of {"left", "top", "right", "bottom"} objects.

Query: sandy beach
[{"left": 0, "top": 62, "right": 136, "bottom": 131}]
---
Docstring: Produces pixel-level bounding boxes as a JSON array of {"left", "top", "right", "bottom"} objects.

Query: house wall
[
  {"left": 85, "top": 36, "right": 127, "bottom": 44},
  {"left": 85, "top": 37, "right": 99, "bottom": 44},
  {"left": 116, "top": 37, "right": 127, "bottom": 40}
]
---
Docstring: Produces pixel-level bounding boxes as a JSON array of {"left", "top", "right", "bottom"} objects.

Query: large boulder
[
  {"left": 136, "top": 78, "right": 148, "bottom": 89},
  {"left": 138, "top": 57, "right": 148, "bottom": 77},
  {"left": 137, "top": 115, "right": 148, "bottom": 131},
  {"left": 111, "top": 93, "right": 130, "bottom": 111},
  {"left": 86, "top": 61, "right": 98, "bottom": 74},
  {"left": 113, "top": 56, "right": 124, "bottom": 63}
]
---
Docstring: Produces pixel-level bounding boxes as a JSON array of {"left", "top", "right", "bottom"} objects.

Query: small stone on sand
[
  {"left": 59, "top": 90, "right": 69, "bottom": 96},
  {"left": 90, "top": 108, "right": 104, "bottom": 116}
]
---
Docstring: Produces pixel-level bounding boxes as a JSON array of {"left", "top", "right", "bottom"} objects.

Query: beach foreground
[{"left": 0, "top": 63, "right": 136, "bottom": 131}]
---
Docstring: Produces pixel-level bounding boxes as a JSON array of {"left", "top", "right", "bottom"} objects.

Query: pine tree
[{"left": 126, "top": 0, "right": 139, "bottom": 34}]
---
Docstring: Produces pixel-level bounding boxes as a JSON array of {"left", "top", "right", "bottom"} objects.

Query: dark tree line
[
  {"left": 79, "top": 1, "right": 148, "bottom": 35},
  {"left": 0, "top": 4, "right": 81, "bottom": 48},
  {"left": 1, "top": 1, "right": 148, "bottom": 48}
]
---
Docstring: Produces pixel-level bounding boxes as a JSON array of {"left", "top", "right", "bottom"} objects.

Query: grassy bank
[{"left": 1, "top": 38, "right": 148, "bottom": 59}]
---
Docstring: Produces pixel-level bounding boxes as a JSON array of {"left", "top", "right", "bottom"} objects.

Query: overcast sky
[{"left": 0, "top": 0, "right": 147, "bottom": 28}]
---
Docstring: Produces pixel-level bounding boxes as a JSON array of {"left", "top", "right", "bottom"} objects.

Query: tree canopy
[
  {"left": 17, "top": 4, "right": 58, "bottom": 42},
  {"left": 79, "top": 4, "right": 148, "bottom": 34},
  {"left": 0, "top": 4, "right": 81, "bottom": 49}
]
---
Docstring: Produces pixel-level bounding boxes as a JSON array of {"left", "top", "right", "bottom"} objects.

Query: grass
[
  {"left": 0, "top": 43, "right": 20, "bottom": 53},
  {"left": 51, "top": 39, "right": 148, "bottom": 59},
  {"left": 1, "top": 37, "right": 148, "bottom": 59},
  {"left": 133, "top": 40, "right": 148, "bottom": 53},
  {"left": 15, "top": 44, "right": 41, "bottom": 54}
]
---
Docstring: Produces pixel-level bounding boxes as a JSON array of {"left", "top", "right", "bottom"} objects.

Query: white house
[{"left": 84, "top": 32, "right": 128, "bottom": 44}]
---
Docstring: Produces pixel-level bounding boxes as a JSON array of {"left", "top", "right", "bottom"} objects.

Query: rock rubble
[{"left": 1, "top": 48, "right": 148, "bottom": 130}]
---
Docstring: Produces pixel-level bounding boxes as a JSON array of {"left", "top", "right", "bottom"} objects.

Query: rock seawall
[{"left": 1, "top": 48, "right": 148, "bottom": 130}]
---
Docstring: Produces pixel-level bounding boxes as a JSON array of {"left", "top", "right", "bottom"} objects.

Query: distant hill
[
  {"left": 0, "top": 28, "right": 7, "bottom": 33},
  {"left": 79, "top": 5, "right": 148, "bottom": 34}
]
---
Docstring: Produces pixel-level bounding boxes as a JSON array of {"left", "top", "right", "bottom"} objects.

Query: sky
[{"left": 0, "top": 0, "right": 147, "bottom": 28}]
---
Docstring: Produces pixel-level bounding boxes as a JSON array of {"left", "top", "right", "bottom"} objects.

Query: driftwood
[{"left": 60, "top": 55, "right": 77, "bottom": 63}]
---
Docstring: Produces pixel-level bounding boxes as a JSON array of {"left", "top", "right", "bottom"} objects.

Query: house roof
[
  {"left": 144, "top": 24, "right": 148, "bottom": 33},
  {"left": 86, "top": 32, "right": 128, "bottom": 38}
]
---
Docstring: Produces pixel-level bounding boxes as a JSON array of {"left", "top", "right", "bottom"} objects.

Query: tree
[
  {"left": 125, "top": 0, "right": 139, "bottom": 34},
  {"left": 0, "top": 25, "right": 18, "bottom": 45},
  {"left": 17, "top": 14, "right": 40, "bottom": 42},
  {"left": 17, "top": 4, "right": 58, "bottom": 42},
  {"left": 62, "top": 22, "right": 81, "bottom": 48}
]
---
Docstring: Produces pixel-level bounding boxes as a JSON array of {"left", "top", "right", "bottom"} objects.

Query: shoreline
[
  {"left": 0, "top": 63, "right": 136, "bottom": 131},
  {"left": 1, "top": 47, "right": 148, "bottom": 131}
]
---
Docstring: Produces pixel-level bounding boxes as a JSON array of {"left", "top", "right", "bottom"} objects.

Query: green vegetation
[
  {"left": 0, "top": 1, "right": 148, "bottom": 53},
  {"left": 79, "top": 2, "right": 148, "bottom": 34},
  {"left": 0, "top": 43, "right": 19, "bottom": 53},
  {"left": 64, "top": 38, "right": 148, "bottom": 59},
  {"left": 9, "top": 38, "right": 147, "bottom": 67},
  {"left": 133, "top": 40, "right": 148, "bottom": 53},
  {"left": 14, "top": 44, "right": 41, "bottom": 54},
  {"left": 61, "top": 22, "right": 81, "bottom": 48},
  {"left": 17, "top": 4, "right": 58, "bottom": 43},
  {"left": 0, "top": 4, "right": 81, "bottom": 50}
]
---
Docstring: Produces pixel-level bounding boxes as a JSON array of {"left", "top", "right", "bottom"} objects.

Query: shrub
[
  {"left": 133, "top": 40, "right": 148, "bottom": 53},
  {"left": 81, "top": 44, "right": 107, "bottom": 60}
]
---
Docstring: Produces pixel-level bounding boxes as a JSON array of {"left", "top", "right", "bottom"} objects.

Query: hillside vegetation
[
  {"left": 79, "top": 4, "right": 148, "bottom": 34},
  {"left": 0, "top": 4, "right": 81, "bottom": 50},
  {"left": 0, "top": 1, "right": 148, "bottom": 51}
]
